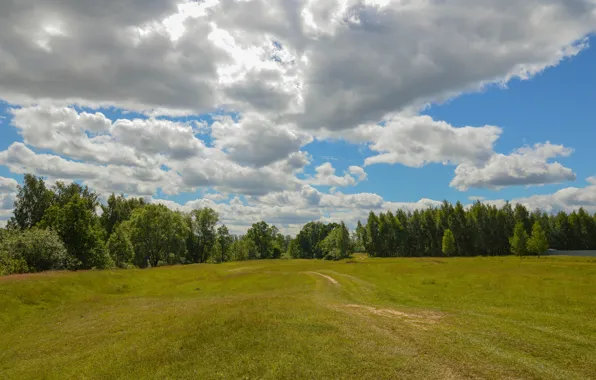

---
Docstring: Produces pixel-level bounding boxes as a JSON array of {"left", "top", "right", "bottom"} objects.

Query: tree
[
  {"left": 287, "top": 238, "right": 300, "bottom": 258},
  {"left": 510, "top": 222, "right": 529, "bottom": 257},
  {"left": 246, "top": 221, "right": 279, "bottom": 259},
  {"left": 527, "top": 221, "right": 549, "bottom": 258},
  {"left": 187, "top": 208, "right": 219, "bottom": 263},
  {"left": 320, "top": 222, "right": 352, "bottom": 260},
  {"left": 52, "top": 181, "right": 99, "bottom": 210},
  {"left": 354, "top": 221, "right": 367, "bottom": 252},
  {"left": 40, "top": 194, "right": 111, "bottom": 269},
  {"left": 0, "top": 228, "right": 71, "bottom": 274},
  {"left": 8, "top": 174, "right": 54, "bottom": 230},
  {"left": 442, "top": 229, "right": 456, "bottom": 257},
  {"left": 215, "top": 224, "right": 233, "bottom": 263},
  {"left": 127, "top": 205, "right": 189, "bottom": 268},
  {"left": 366, "top": 212, "right": 381, "bottom": 256},
  {"left": 101, "top": 193, "right": 146, "bottom": 237},
  {"left": 107, "top": 224, "right": 135, "bottom": 268}
]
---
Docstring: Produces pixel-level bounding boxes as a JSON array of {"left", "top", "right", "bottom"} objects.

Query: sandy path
[{"left": 304, "top": 271, "right": 340, "bottom": 285}]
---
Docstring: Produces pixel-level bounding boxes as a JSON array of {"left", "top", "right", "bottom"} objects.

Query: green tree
[
  {"left": 442, "top": 229, "right": 456, "bottom": 257},
  {"left": 107, "top": 224, "right": 135, "bottom": 268},
  {"left": 246, "top": 221, "right": 280, "bottom": 259},
  {"left": 229, "top": 236, "right": 256, "bottom": 261},
  {"left": 354, "top": 221, "right": 367, "bottom": 253},
  {"left": 366, "top": 212, "right": 381, "bottom": 257},
  {"left": 127, "top": 204, "right": 189, "bottom": 268},
  {"left": 215, "top": 224, "right": 233, "bottom": 263},
  {"left": 101, "top": 193, "right": 146, "bottom": 237},
  {"left": 52, "top": 181, "right": 98, "bottom": 210},
  {"left": 40, "top": 194, "right": 111, "bottom": 269},
  {"left": 188, "top": 208, "right": 219, "bottom": 263},
  {"left": 287, "top": 238, "right": 300, "bottom": 258},
  {"left": 527, "top": 221, "right": 549, "bottom": 257},
  {"left": 8, "top": 174, "right": 54, "bottom": 230},
  {"left": 320, "top": 222, "right": 352, "bottom": 260},
  {"left": 510, "top": 222, "right": 529, "bottom": 257}
]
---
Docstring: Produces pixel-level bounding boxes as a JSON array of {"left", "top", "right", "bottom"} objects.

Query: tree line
[
  {"left": 355, "top": 201, "right": 593, "bottom": 258},
  {"left": 0, "top": 175, "right": 352, "bottom": 275},
  {"left": 3, "top": 174, "right": 596, "bottom": 275}
]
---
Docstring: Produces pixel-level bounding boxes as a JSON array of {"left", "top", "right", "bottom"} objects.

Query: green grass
[{"left": 1, "top": 255, "right": 595, "bottom": 379}]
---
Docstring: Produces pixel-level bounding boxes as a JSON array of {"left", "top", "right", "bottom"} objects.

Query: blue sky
[{"left": 0, "top": 0, "right": 595, "bottom": 233}]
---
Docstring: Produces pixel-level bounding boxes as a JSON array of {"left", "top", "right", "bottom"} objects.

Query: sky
[{"left": 0, "top": 0, "right": 596, "bottom": 234}]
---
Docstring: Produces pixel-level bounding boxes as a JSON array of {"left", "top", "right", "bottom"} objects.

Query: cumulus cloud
[
  {"left": 346, "top": 115, "right": 501, "bottom": 167},
  {"left": 210, "top": 113, "right": 312, "bottom": 168},
  {"left": 4, "top": 106, "right": 308, "bottom": 197},
  {"left": 0, "top": 0, "right": 595, "bottom": 231},
  {"left": 0, "top": 0, "right": 222, "bottom": 114},
  {"left": 293, "top": 0, "right": 596, "bottom": 130},
  {"left": 0, "top": 142, "right": 184, "bottom": 196},
  {"left": 451, "top": 142, "right": 576, "bottom": 191},
  {"left": 0, "top": 176, "right": 18, "bottom": 193},
  {"left": 0, "top": 0, "right": 594, "bottom": 126},
  {"left": 155, "top": 185, "right": 441, "bottom": 235},
  {"left": 10, "top": 105, "right": 206, "bottom": 166},
  {"left": 0, "top": 176, "right": 17, "bottom": 226},
  {"left": 306, "top": 162, "right": 367, "bottom": 187}
]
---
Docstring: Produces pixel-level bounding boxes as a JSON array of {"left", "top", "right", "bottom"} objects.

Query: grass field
[{"left": 1, "top": 255, "right": 595, "bottom": 379}]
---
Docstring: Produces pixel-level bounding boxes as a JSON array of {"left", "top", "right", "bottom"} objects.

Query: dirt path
[
  {"left": 303, "top": 271, "right": 340, "bottom": 285},
  {"left": 227, "top": 266, "right": 261, "bottom": 272}
]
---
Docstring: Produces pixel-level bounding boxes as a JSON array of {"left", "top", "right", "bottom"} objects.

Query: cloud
[
  {"left": 0, "top": 0, "right": 593, "bottom": 126},
  {"left": 9, "top": 105, "right": 205, "bottom": 166},
  {"left": 154, "top": 185, "right": 441, "bottom": 235},
  {"left": 0, "top": 142, "right": 184, "bottom": 196},
  {"left": 348, "top": 115, "right": 501, "bottom": 167},
  {"left": 210, "top": 113, "right": 312, "bottom": 168},
  {"left": 0, "top": 176, "right": 17, "bottom": 226},
  {"left": 0, "top": 0, "right": 223, "bottom": 114},
  {"left": 451, "top": 142, "right": 576, "bottom": 191},
  {"left": 293, "top": 0, "right": 596, "bottom": 130},
  {"left": 487, "top": 177, "right": 596, "bottom": 214},
  {"left": 4, "top": 106, "right": 309, "bottom": 197},
  {"left": 0, "top": 176, "right": 18, "bottom": 193},
  {"left": 0, "top": 0, "right": 595, "bottom": 231},
  {"left": 306, "top": 162, "right": 367, "bottom": 187}
]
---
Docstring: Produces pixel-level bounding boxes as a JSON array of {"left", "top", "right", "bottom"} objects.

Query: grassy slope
[{"left": 1, "top": 256, "right": 595, "bottom": 380}]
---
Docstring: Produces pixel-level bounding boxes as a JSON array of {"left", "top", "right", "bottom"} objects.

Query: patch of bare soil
[
  {"left": 339, "top": 304, "right": 443, "bottom": 327},
  {"left": 227, "top": 266, "right": 260, "bottom": 273},
  {"left": 303, "top": 271, "right": 340, "bottom": 285}
]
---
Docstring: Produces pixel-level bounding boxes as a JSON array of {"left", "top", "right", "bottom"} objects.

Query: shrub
[{"left": 0, "top": 228, "right": 71, "bottom": 274}]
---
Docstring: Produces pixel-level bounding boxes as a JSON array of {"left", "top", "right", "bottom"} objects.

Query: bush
[
  {"left": 0, "top": 228, "right": 71, "bottom": 274},
  {"left": 0, "top": 250, "right": 29, "bottom": 275}
]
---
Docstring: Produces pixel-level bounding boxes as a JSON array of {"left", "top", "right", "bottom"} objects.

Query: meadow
[{"left": 1, "top": 255, "right": 595, "bottom": 379}]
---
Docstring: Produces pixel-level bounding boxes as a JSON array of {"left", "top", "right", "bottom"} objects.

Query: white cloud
[
  {"left": 293, "top": 0, "right": 596, "bottom": 130},
  {"left": 0, "top": 176, "right": 17, "bottom": 226},
  {"left": 210, "top": 113, "right": 312, "bottom": 168},
  {"left": 491, "top": 177, "right": 596, "bottom": 214},
  {"left": 348, "top": 166, "right": 368, "bottom": 182},
  {"left": 0, "top": 0, "right": 593, "bottom": 125},
  {"left": 306, "top": 162, "right": 367, "bottom": 187},
  {"left": 0, "top": 0, "right": 595, "bottom": 232},
  {"left": 4, "top": 106, "right": 310, "bottom": 197},
  {"left": 346, "top": 115, "right": 501, "bottom": 167},
  {"left": 451, "top": 142, "right": 576, "bottom": 191},
  {"left": 0, "top": 142, "right": 184, "bottom": 196},
  {"left": 10, "top": 105, "right": 208, "bottom": 166},
  {"left": 154, "top": 185, "right": 441, "bottom": 235},
  {"left": 0, "top": 176, "right": 18, "bottom": 193}
]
